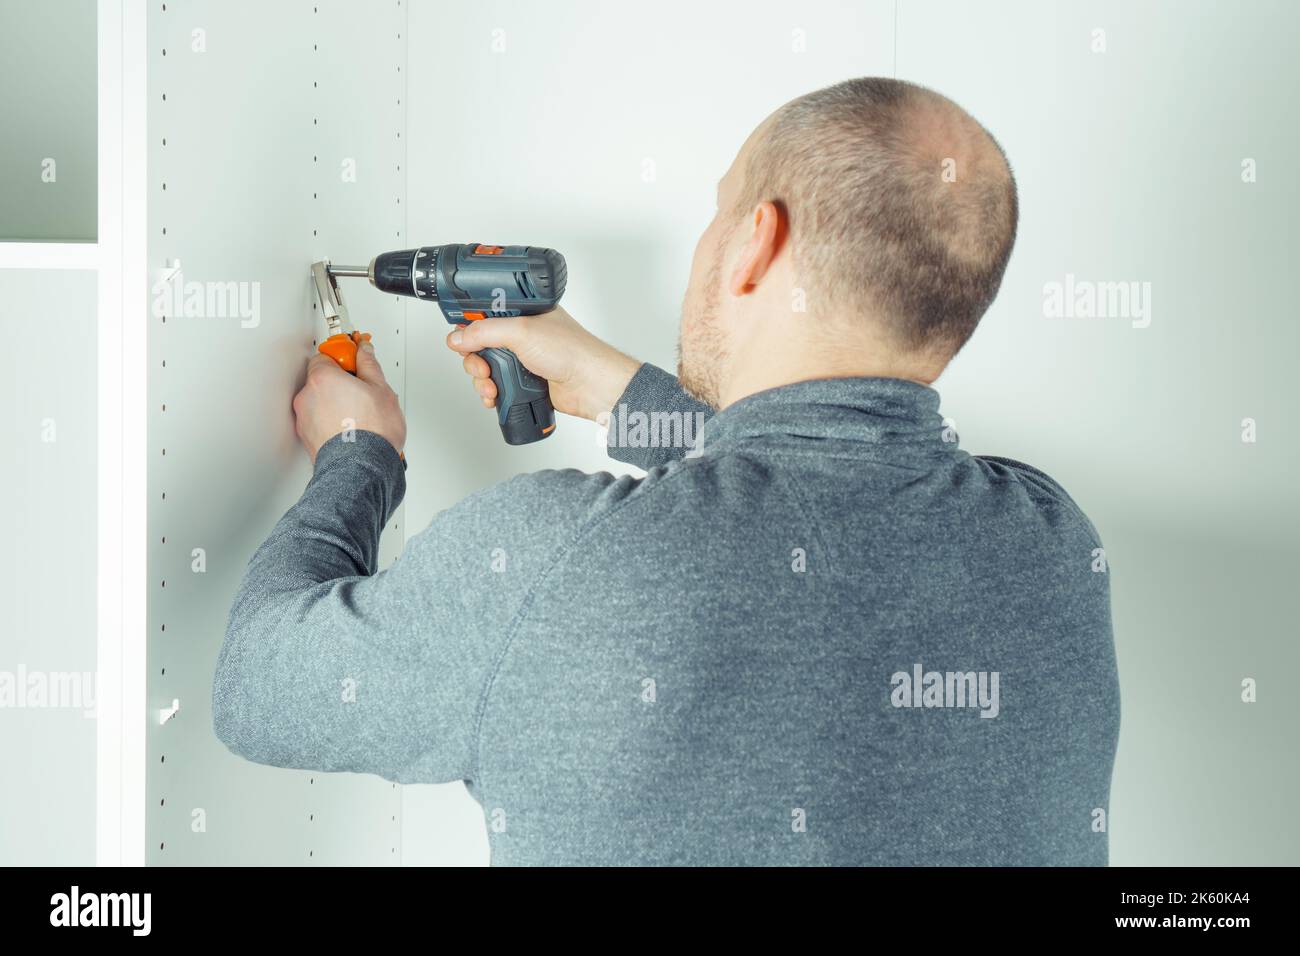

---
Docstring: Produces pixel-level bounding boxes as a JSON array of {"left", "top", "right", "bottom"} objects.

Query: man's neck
[{"left": 719, "top": 346, "right": 939, "bottom": 410}]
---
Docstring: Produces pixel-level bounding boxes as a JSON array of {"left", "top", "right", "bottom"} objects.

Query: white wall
[
  {"left": 0, "top": 268, "right": 98, "bottom": 865},
  {"left": 401, "top": 0, "right": 1300, "bottom": 866}
]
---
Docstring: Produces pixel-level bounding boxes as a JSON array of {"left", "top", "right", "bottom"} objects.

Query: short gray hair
[{"left": 734, "top": 77, "right": 1018, "bottom": 359}]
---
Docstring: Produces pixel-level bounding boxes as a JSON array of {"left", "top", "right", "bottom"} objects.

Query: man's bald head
[{"left": 731, "top": 78, "right": 1018, "bottom": 361}]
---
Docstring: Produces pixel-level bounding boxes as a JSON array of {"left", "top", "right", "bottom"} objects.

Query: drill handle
[{"left": 481, "top": 347, "right": 556, "bottom": 445}]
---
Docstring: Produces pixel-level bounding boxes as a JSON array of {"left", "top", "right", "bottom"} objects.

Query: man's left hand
[{"left": 292, "top": 341, "right": 406, "bottom": 463}]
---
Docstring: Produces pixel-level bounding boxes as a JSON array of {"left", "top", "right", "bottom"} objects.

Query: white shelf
[{"left": 0, "top": 241, "right": 99, "bottom": 270}]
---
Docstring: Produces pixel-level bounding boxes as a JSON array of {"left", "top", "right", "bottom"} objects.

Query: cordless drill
[{"left": 315, "top": 244, "right": 567, "bottom": 445}]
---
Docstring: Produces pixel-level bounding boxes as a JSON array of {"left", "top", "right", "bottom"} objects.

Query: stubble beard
[{"left": 677, "top": 231, "right": 731, "bottom": 410}]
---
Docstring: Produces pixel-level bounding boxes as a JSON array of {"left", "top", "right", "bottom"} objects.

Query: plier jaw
[{"left": 311, "top": 259, "right": 370, "bottom": 373}]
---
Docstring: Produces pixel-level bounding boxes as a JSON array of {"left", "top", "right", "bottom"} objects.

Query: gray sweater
[{"left": 214, "top": 363, "right": 1120, "bottom": 865}]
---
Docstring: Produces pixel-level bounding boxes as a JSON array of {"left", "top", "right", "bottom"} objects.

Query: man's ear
[{"left": 728, "top": 200, "right": 785, "bottom": 297}]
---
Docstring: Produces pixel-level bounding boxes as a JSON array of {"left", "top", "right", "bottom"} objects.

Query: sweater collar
[{"left": 696, "top": 376, "right": 957, "bottom": 457}]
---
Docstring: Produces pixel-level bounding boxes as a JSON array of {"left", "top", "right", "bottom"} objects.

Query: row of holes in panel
[{"left": 154, "top": 0, "right": 408, "bottom": 861}]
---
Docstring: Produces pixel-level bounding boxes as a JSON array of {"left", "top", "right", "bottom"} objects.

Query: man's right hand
[{"left": 445, "top": 306, "right": 641, "bottom": 423}]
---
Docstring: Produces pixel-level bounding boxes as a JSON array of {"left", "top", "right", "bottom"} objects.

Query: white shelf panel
[{"left": 0, "top": 242, "right": 99, "bottom": 270}]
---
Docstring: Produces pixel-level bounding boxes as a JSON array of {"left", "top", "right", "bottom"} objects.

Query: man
[{"left": 214, "top": 77, "right": 1120, "bottom": 865}]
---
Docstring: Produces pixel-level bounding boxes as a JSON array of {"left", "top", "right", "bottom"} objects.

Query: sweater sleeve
[
  {"left": 212, "top": 430, "right": 631, "bottom": 785},
  {"left": 212, "top": 430, "right": 435, "bottom": 781},
  {"left": 604, "top": 362, "right": 714, "bottom": 471}
]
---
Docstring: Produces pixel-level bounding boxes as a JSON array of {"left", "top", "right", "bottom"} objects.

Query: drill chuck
[{"left": 369, "top": 249, "right": 436, "bottom": 300}]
